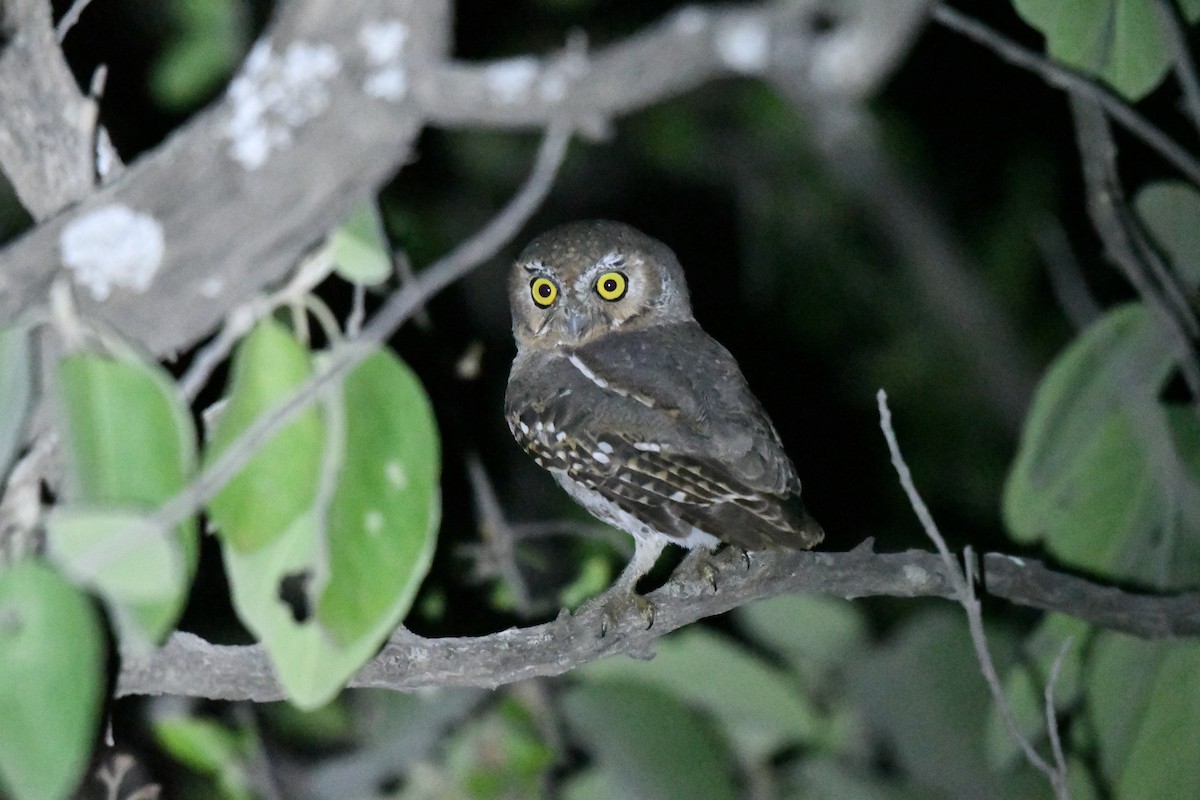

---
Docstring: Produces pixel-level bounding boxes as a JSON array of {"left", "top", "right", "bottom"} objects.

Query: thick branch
[
  {"left": 0, "top": 0, "right": 450, "bottom": 355},
  {"left": 0, "top": 0, "right": 97, "bottom": 217},
  {"left": 0, "top": 0, "right": 928, "bottom": 359},
  {"left": 117, "top": 544, "right": 1200, "bottom": 702}
]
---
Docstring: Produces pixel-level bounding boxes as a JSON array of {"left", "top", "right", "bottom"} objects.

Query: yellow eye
[
  {"left": 595, "top": 271, "right": 627, "bottom": 302},
  {"left": 530, "top": 277, "right": 558, "bottom": 307}
]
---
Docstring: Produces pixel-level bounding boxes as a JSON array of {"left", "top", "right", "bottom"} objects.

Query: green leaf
[
  {"left": 562, "top": 680, "right": 739, "bottom": 800},
  {"left": 330, "top": 201, "right": 393, "bottom": 286},
  {"left": 150, "top": 0, "right": 247, "bottom": 110},
  {"left": 1013, "top": 0, "right": 1200, "bottom": 100},
  {"left": 317, "top": 349, "right": 440, "bottom": 644},
  {"left": 0, "top": 561, "right": 104, "bottom": 800},
  {"left": 46, "top": 508, "right": 188, "bottom": 652},
  {"left": 1088, "top": 633, "right": 1200, "bottom": 799},
  {"left": 736, "top": 594, "right": 867, "bottom": 681},
  {"left": 154, "top": 717, "right": 253, "bottom": 800},
  {"left": 206, "top": 318, "right": 324, "bottom": 553},
  {"left": 1135, "top": 180, "right": 1200, "bottom": 291},
  {"left": 220, "top": 344, "right": 440, "bottom": 708},
  {"left": 845, "top": 610, "right": 1038, "bottom": 798},
  {"left": 1003, "top": 304, "right": 1200, "bottom": 588},
  {"left": 0, "top": 326, "right": 34, "bottom": 481},
  {"left": 443, "top": 699, "right": 555, "bottom": 799},
  {"left": 578, "top": 628, "right": 820, "bottom": 761},
  {"left": 55, "top": 352, "right": 199, "bottom": 646}
]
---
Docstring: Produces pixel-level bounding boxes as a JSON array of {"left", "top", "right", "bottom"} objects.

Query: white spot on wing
[
  {"left": 597, "top": 441, "right": 614, "bottom": 454},
  {"left": 670, "top": 490, "right": 687, "bottom": 502},
  {"left": 633, "top": 442, "right": 661, "bottom": 452},
  {"left": 568, "top": 354, "right": 608, "bottom": 389},
  {"left": 60, "top": 205, "right": 165, "bottom": 301},
  {"left": 592, "top": 451, "right": 611, "bottom": 465}
]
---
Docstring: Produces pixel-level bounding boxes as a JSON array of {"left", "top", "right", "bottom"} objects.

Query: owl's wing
[{"left": 507, "top": 324, "right": 823, "bottom": 551}]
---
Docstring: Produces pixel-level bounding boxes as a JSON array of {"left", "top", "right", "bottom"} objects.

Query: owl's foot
[
  {"left": 693, "top": 545, "right": 752, "bottom": 592},
  {"left": 596, "top": 591, "right": 655, "bottom": 637}
]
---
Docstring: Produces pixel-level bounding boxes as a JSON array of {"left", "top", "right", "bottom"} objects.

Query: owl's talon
[{"left": 594, "top": 591, "right": 654, "bottom": 637}]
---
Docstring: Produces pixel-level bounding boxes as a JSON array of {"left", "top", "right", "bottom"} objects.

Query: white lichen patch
[
  {"left": 360, "top": 19, "right": 410, "bottom": 101},
  {"left": 715, "top": 18, "right": 770, "bottom": 74},
  {"left": 902, "top": 563, "right": 929, "bottom": 586},
  {"left": 225, "top": 39, "right": 341, "bottom": 170},
  {"left": 385, "top": 459, "right": 408, "bottom": 490},
  {"left": 197, "top": 276, "right": 225, "bottom": 298},
  {"left": 672, "top": 6, "right": 708, "bottom": 35},
  {"left": 485, "top": 57, "right": 539, "bottom": 105},
  {"left": 60, "top": 204, "right": 165, "bottom": 301}
]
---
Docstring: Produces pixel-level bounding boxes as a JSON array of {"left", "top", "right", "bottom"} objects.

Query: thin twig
[
  {"left": 1035, "top": 218, "right": 1101, "bottom": 330},
  {"left": 55, "top": 0, "right": 96, "bottom": 42},
  {"left": 151, "top": 125, "right": 571, "bottom": 530},
  {"left": 1153, "top": 0, "right": 1200, "bottom": 137},
  {"left": 876, "top": 389, "right": 1068, "bottom": 799},
  {"left": 1070, "top": 96, "right": 1200, "bottom": 418},
  {"left": 1043, "top": 636, "right": 1074, "bottom": 782},
  {"left": 466, "top": 453, "right": 535, "bottom": 616},
  {"left": 933, "top": 5, "right": 1200, "bottom": 187}
]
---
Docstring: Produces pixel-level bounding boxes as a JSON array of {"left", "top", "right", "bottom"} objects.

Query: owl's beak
[{"left": 564, "top": 308, "right": 588, "bottom": 339}]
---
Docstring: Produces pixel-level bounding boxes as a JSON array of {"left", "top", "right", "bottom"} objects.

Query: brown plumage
[{"left": 505, "top": 220, "right": 822, "bottom": 591}]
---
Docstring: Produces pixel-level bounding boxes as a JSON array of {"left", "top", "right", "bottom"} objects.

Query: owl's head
[{"left": 509, "top": 220, "right": 694, "bottom": 351}]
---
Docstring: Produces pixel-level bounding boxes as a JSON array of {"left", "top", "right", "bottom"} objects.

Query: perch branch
[{"left": 116, "top": 541, "right": 1200, "bottom": 701}]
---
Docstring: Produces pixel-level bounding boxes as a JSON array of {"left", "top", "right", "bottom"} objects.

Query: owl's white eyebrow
[
  {"left": 522, "top": 260, "right": 546, "bottom": 273},
  {"left": 594, "top": 251, "right": 624, "bottom": 270}
]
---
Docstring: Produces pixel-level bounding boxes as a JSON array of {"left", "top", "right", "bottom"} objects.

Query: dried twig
[
  {"left": 151, "top": 125, "right": 571, "bottom": 531},
  {"left": 876, "top": 389, "right": 1069, "bottom": 799}
]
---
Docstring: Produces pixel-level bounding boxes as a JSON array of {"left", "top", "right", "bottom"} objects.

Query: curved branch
[
  {"left": 0, "top": 0, "right": 931, "bottom": 359},
  {"left": 116, "top": 543, "right": 1200, "bottom": 702}
]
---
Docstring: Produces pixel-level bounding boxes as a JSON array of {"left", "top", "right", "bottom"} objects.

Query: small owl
[{"left": 504, "top": 220, "right": 823, "bottom": 597}]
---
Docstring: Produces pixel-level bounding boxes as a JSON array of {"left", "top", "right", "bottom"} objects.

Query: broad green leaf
[
  {"left": 736, "top": 594, "right": 867, "bottom": 681},
  {"left": 154, "top": 717, "right": 253, "bottom": 800},
  {"left": 150, "top": 0, "right": 247, "bottom": 110},
  {"left": 206, "top": 318, "right": 324, "bottom": 553},
  {"left": 562, "top": 680, "right": 738, "bottom": 800},
  {"left": 442, "top": 698, "right": 555, "bottom": 798},
  {"left": 221, "top": 345, "right": 439, "bottom": 708},
  {"left": 789, "top": 758, "right": 924, "bottom": 800},
  {"left": 56, "top": 352, "right": 199, "bottom": 646},
  {"left": 1013, "top": 0, "right": 1200, "bottom": 100},
  {"left": 317, "top": 348, "right": 440, "bottom": 645},
  {"left": 0, "top": 562, "right": 104, "bottom": 800},
  {"left": 0, "top": 326, "right": 33, "bottom": 481},
  {"left": 1088, "top": 632, "right": 1200, "bottom": 800},
  {"left": 1135, "top": 180, "right": 1200, "bottom": 291},
  {"left": 845, "top": 610, "right": 1038, "bottom": 798},
  {"left": 1004, "top": 304, "right": 1200, "bottom": 588},
  {"left": 330, "top": 201, "right": 392, "bottom": 286},
  {"left": 46, "top": 509, "right": 187, "bottom": 652},
  {"left": 578, "top": 627, "right": 820, "bottom": 761}
]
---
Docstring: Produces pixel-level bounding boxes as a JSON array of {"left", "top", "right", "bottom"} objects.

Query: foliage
[{"left": 0, "top": 0, "right": 1198, "bottom": 797}]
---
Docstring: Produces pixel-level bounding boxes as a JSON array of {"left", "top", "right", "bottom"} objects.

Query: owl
[{"left": 504, "top": 220, "right": 823, "bottom": 602}]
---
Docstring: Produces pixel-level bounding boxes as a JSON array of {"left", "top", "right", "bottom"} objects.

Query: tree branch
[
  {"left": 0, "top": 0, "right": 929, "bottom": 360},
  {"left": 116, "top": 543, "right": 1200, "bottom": 702}
]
